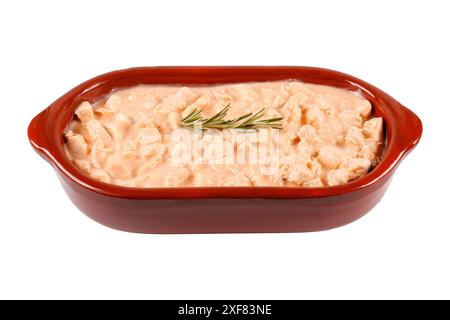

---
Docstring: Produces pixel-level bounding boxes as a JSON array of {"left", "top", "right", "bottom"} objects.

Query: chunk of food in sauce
[{"left": 64, "top": 81, "right": 383, "bottom": 187}]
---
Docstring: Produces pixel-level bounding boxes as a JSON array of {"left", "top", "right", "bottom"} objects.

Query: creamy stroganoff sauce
[{"left": 64, "top": 81, "right": 383, "bottom": 187}]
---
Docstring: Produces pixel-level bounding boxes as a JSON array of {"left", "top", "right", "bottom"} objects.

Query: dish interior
[{"left": 63, "top": 81, "right": 384, "bottom": 188}]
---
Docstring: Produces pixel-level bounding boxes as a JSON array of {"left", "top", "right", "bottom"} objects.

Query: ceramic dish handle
[
  {"left": 28, "top": 109, "right": 53, "bottom": 162},
  {"left": 397, "top": 104, "right": 422, "bottom": 155}
]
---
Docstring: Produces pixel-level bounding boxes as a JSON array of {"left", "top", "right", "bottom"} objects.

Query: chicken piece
[
  {"left": 281, "top": 93, "right": 305, "bottom": 124},
  {"left": 120, "top": 140, "right": 139, "bottom": 158},
  {"left": 328, "top": 117, "right": 346, "bottom": 137},
  {"left": 317, "top": 146, "right": 343, "bottom": 169},
  {"left": 264, "top": 108, "right": 283, "bottom": 121},
  {"left": 140, "top": 143, "right": 166, "bottom": 159},
  {"left": 65, "top": 133, "right": 88, "bottom": 157},
  {"left": 139, "top": 144, "right": 165, "bottom": 169},
  {"left": 90, "top": 168, "right": 111, "bottom": 183},
  {"left": 136, "top": 156, "right": 164, "bottom": 177},
  {"left": 227, "top": 84, "right": 258, "bottom": 102},
  {"left": 307, "top": 157, "right": 323, "bottom": 177},
  {"left": 340, "top": 157, "right": 371, "bottom": 180},
  {"left": 317, "top": 124, "right": 336, "bottom": 145},
  {"left": 103, "top": 122, "right": 123, "bottom": 142},
  {"left": 212, "top": 89, "right": 233, "bottom": 105},
  {"left": 157, "top": 96, "right": 185, "bottom": 115},
  {"left": 75, "top": 101, "right": 94, "bottom": 122},
  {"left": 286, "top": 163, "right": 315, "bottom": 185},
  {"left": 115, "top": 112, "right": 132, "bottom": 129},
  {"left": 94, "top": 107, "right": 115, "bottom": 117},
  {"left": 84, "top": 119, "right": 113, "bottom": 146},
  {"left": 165, "top": 112, "right": 181, "bottom": 131},
  {"left": 296, "top": 125, "right": 320, "bottom": 146},
  {"left": 176, "top": 87, "right": 199, "bottom": 104},
  {"left": 137, "top": 127, "right": 161, "bottom": 144},
  {"left": 105, "top": 153, "right": 132, "bottom": 179},
  {"left": 355, "top": 99, "right": 372, "bottom": 118},
  {"left": 304, "top": 105, "right": 325, "bottom": 128},
  {"left": 73, "top": 159, "right": 91, "bottom": 174},
  {"left": 251, "top": 170, "right": 285, "bottom": 186},
  {"left": 303, "top": 177, "right": 324, "bottom": 188},
  {"left": 193, "top": 173, "right": 215, "bottom": 187},
  {"left": 296, "top": 141, "right": 314, "bottom": 163},
  {"left": 164, "top": 167, "right": 191, "bottom": 187},
  {"left": 339, "top": 109, "right": 363, "bottom": 128},
  {"left": 222, "top": 174, "right": 252, "bottom": 187},
  {"left": 281, "top": 82, "right": 307, "bottom": 96},
  {"left": 360, "top": 141, "right": 382, "bottom": 165},
  {"left": 89, "top": 140, "right": 112, "bottom": 168},
  {"left": 326, "top": 169, "right": 350, "bottom": 186},
  {"left": 158, "top": 87, "right": 198, "bottom": 115},
  {"left": 182, "top": 95, "right": 213, "bottom": 118},
  {"left": 314, "top": 96, "right": 332, "bottom": 116},
  {"left": 259, "top": 88, "right": 285, "bottom": 109},
  {"left": 345, "top": 127, "right": 365, "bottom": 147},
  {"left": 104, "top": 94, "right": 122, "bottom": 111},
  {"left": 143, "top": 94, "right": 159, "bottom": 110},
  {"left": 362, "top": 117, "right": 383, "bottom": 140}
]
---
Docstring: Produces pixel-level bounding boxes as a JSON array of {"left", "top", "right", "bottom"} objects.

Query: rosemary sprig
[{"left": 180, "top": 104, "right": 283, "bottom": 130}]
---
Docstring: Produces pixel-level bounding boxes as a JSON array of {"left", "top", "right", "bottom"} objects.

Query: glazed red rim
[{"left": 28, "top": 66, "right": 422, "bottom": 199}]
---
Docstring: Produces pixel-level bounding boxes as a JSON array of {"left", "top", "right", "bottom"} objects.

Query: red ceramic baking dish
[{"left": 28, "top": 67, "right": 422, "bottom": 233}]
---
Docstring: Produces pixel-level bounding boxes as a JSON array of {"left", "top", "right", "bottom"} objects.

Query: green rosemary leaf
[{"left": 180, "top": 105, "right": 283, "bottom": 130}]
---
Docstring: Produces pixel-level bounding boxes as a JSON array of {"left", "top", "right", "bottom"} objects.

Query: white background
[{"left": 1, "top": 0, "right": 449, "bottom": 300}]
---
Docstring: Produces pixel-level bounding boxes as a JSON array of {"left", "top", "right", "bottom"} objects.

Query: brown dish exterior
[{"left": 28, "top": 67, "right": 422, "bottom": 233}]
